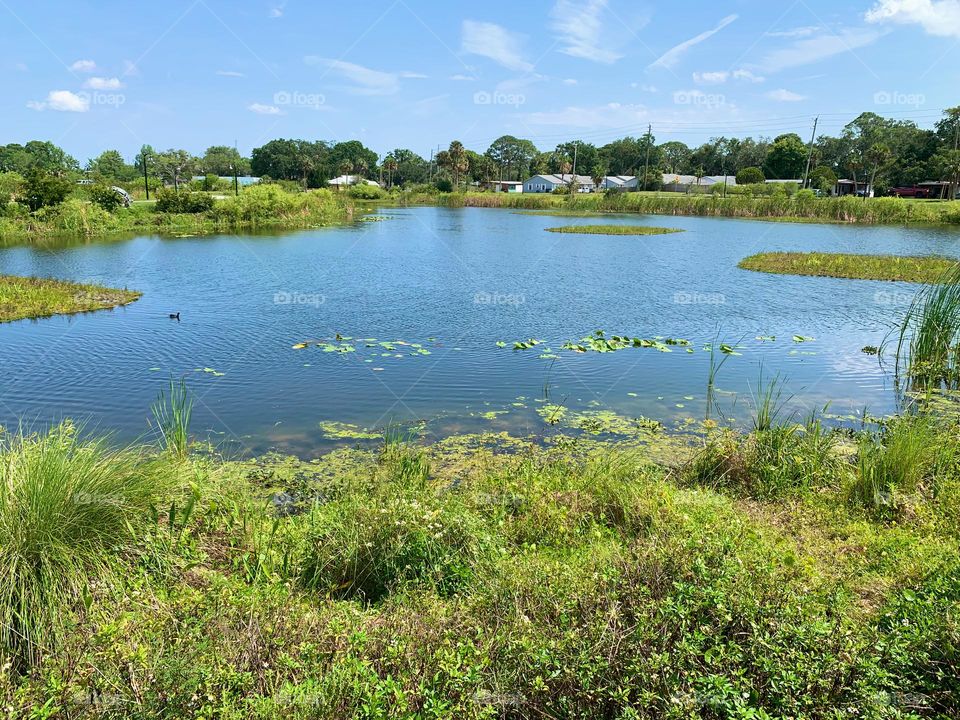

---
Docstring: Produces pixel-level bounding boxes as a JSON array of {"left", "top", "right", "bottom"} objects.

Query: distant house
[
  {"left": 328, "top": 175, "right": 380, "bottom": 189},
  {"left": 661, "top": 174, "right": 736, "bottom": 193},
  {"left": 765, "top": 179, "right": 802, "bottom": 186},
  {"left": 483, "top": 180, "right": 523, "bottom": 193},
  {"left": 523, "top": 174, "right": 596, "bottom": 193},
  {"left": 834, "top": 179, "right": 873, "bottom": 198},
  {"left": 601, "top": 175, "right": 639, "bottom": 191}
]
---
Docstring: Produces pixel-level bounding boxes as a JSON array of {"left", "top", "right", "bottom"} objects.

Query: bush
[
  {"left": 347, "top": 183, "right": 386, "bottom": 200},
  {"left": 435, "top": 178, "right": 453, "bottom": 193},
  {"left": 21, "top": 170, "right": 72, "bottom": 211},
  {"left": 32, "top": 198, "right": 112, "bottom": 234},
  {"left": 0, "top": 171, "right": 24, "bottom": 210},
  {"left": 88, "top": 184, "right": 124, "bottom": 212},
  {"left": 155, "top": 188, "right": 215, "bottom": 214},
  {"left": 736, "top": 166, "right": 765, "bottom": 185},
  {"left": 0, "top": 423, "right": 175, "bottom": 667}
]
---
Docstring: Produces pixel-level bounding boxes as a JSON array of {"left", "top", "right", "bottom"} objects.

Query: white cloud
[
  {"left": 461, "top": 20, "right": 532, "bottom": 72},
  {"left": 760, "top": 28, "right": 882, "bottom": 72},
  {"left": 217, "top": 70, "right": 246, "bottom": 77},
  {"left": 693, "top": 71, "right": 729, "bottom": 84},
  {"left": 649, "top": 15, "right": 737, "bottom": 70},
  {"left": 767, "top": 88, "right": 806, "bottom": 101},
  {"left": 563, "top": 78, "right": 578, "bottom": 85},
  {"left": 766, "top": 26, "right": 820, "bottom": 38},
  {"left": 550, "top": 0, "right": 621, "bottom": 64},
  {"left": 631, "top": 82, "right": 658, "bottom": 92},
  {"left": 248, "top": 103, "right": 282, "bottom": 115},
  {"left": 450, "top": 73, "right": 476, "bottom": 81},
  {"left": 866, "top": 0, "right": 960, "bottom": 37},
  {"left": 305, "top": 57, "right": 409, "bottom": 95},
  {"left": 733, "top": 68, "right": 765, "bottom": 82},
  {"left": 27, "top": 89, "right": 90, "bottom": 112},
  {"left": 69, "top": 59, "right": 96, "bottom": 73},
  {"left": 399, "top": 71, "right": 428, "bottom": 79},
  {"left": 269, "top": 3, "right": 285, "bottom": 18},
  {"left": 83, "top": 77, "right": 123, "bottom": 90}
]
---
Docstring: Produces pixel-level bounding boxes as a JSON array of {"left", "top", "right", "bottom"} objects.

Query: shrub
[
  {"left": 88, "top": 184, "right": 124, "bottom": 212},
  {"left": 347, "top": 183, "right": 386, "bottom": 200},
  {"left": 21, "top": 170, "right": 72, "bottom": 211},
  {"left": 155, "top": 188, "right": 214, "bottom": 214},
  {"left": 0, "top": 423, "right": 174, "bottom": 667},
  {"left": 736, "top": 166, "right": 765, "bottom": 185},
  {"left": 0, "top": 171, "right": 24, "bottom": 209},
  {"left": 32, "top": 198, "right": 111, "bottom": 234},
  {"left": 435, "top": 178, "right": 453, "bottom": 193}
]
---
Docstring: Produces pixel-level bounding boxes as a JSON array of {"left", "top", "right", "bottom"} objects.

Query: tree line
[{"left": 1, "top": 107, "right": 958, "bottom": 198}]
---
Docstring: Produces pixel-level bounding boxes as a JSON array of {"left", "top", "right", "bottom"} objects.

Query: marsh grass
[
  {"left": 151, "top": 378, "right": 193, "bottom": 460},
  {"left": 739, "top": 252, "right": 958, "bottom": 283},
  {"left": 0, "top": 423, "right": 173, "bottom": 667},
  {"left": 544, "top": 224, "right": 683, "bottom": 236},
  {"left": 0, "top": 274, "right": 141, "bottom": 323},
  {"left": 896, "top": 263, "right": 960, "bottom": 391}
]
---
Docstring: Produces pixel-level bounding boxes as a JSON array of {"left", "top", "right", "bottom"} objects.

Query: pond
[{"left": 2, "top": 207, "right": 959, "bottom": 456}]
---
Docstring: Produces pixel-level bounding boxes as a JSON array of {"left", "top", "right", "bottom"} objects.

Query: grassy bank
[
  {"left": 435, "top": 191, "right": 960, "bottom": 225},
  {"left": 0, "top": 185, "right": 351, "bottom": 244},
  {"left": 0, "top": 275, "right": 140, "bottom": 323},
  {"left": 739, "top": 252, "right": 959, "bottom": 282},
  {"left": 545, "top": 224, "right": 683, "bottom": 236},
  {"left": 2, "top": 400, "right": 958, "bottom": 717}
]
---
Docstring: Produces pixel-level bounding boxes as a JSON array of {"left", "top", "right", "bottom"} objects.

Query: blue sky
[{"left": 2, "top": 0, "right": 958, "bottom": 163}]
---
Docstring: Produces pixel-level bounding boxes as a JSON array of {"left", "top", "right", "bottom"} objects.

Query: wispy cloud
[
  {"left": 27, "top": 90, "right": 90, "bottom": 112},
  {"left": 83, "top": 77, "right": 123, "bottom": 90},
  {"left": 550, "top": 0, "right": 621, "bottom": 64},
  {"left": 69, "top": 59, "right": 96, "bottom": 73},
  {"left": 248, "top": 102, "right": 282, "bottom": 115},
  {"left": 461, "top": 20, "right": 532, "bottom": 72},
  {"left": 269, "top": 2, "right": 285, "bottom": 18},
  {"left": 766, "top": 26, "right": 820, "bottom": 38},
  {"left": 693, "top": 71, "right": 729, "bottom": 84},
  {"left": 450, "top": 73, "right": 476, "bottom": 81},
  {"left": 305, "top": 57, "right": 418, "bottom": 95},
  {"left": 648, "top": 14, "right": 737, "bottom": 70},
  {"left": 866, "top": 0, "right": 960, "bottom": 38},
  {"left": 760, "top": 27, "right": 883, "bottom": 72},
  {"left": 767, "top": 88, "right": 806, "bottom": 102},
  {"left": 733, "top": 68, "right": 765, "bottom": 82},
  {"left": 216, "top": 70, "right": 246, "bottom": 77}
]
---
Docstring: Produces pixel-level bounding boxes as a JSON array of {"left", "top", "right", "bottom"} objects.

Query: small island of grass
[
  {"left": 738, "top": 251, "right": 958, "bottom": 283},
  {"left": 0, "top": 275, "right": 141, "bottom": 323},
  {"left": 545, "top": 224, "right": 684, "bottom": 236}
]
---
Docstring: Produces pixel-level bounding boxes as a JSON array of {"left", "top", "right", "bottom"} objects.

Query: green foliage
[
  {"left": 763, "top": 133, "right": 808, "bottom": 180},
  {"left": 739, "top": 251, "right": 958, "bottom": 283},
  {"left": 151, "top": 378, "right": 194, "bottom": 461},
  {"left": 435, "top": 178, "right": 453, "bottom": 193},
  {"left": 347, "top": 183, "right": 386, "bottom": 200},
  {"left": 21, "top": 170, "right": 71, "bottom": 211},
  {"left": 32, "top": 198, "right": 111, "bottom": 234},
  {"left": 0, "top": 423, "right": 174, "bottom": 667},
  {"left": 87, "top": 184, "right": 124, "bottom": 212},
  {"left": 154, "top": 188, "right": 215, "bottom": 214},
  {"left": 897, "top": 263, "right": 960, "bottom": 389},
  {"left": 736, "top": 166, "right": 765, "bottom": 184}
]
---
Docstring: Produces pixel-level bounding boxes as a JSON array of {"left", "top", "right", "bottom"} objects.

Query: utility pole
[
  {"left": 642, "top": 124, "right": 652, "bottom": 192},
  {"left": 142, "top": 152, "right": 150, "bottom": 200},
  {"left": 802, "top": 115, "right": 819, "bottom": 189}
]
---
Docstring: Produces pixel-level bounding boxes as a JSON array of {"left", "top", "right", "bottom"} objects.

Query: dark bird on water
[{"left": 169, "top": 313, "right": 180, "bottom": 320}]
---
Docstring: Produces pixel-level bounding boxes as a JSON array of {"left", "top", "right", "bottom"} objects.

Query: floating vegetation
[
  {"left": 357, "top": 215, "right": 390, "bottom": 223},
  {"left": 792, "top": 335, "right": 815, "bottom": 343},
  {"left": 292, "top": 335, "right": 436, "bottom": 363},
  {"left": 317, "top": 421, "right": 381, "bottom": 440},
  {"left": 194, "top": 367, "right": 225, "bottom": 377},
  {"left": 739, "top": 251, "right": 958, "bottom": 283},
  {"left": 545, "top": 225, "right": 684, "bottom": 236},
  {"left": 536, "top": 404, "right": 567, "bottom": 425},
  {"left": 862, "top": 346, "right": 880, "bottom": 356},
  {"left": 564, "top": 410, "right": 664, "bottom": 436}
]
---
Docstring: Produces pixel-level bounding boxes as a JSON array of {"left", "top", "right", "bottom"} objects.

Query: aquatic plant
[
  {"left": 151, "top": 378, "right": 194, "bottom": 460},
  {"left": 544, "top": 224, "right": 684, "bottom": 236},
  {"left": 896, "top": 263, "right": 960, "bottom": 391},
  {"left": 739, "top": 252, "right": 957, "bottom": 283}
]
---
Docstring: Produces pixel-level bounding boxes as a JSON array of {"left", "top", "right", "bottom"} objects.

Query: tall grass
[
  {"left": 0, "top": 423, "right": 173, "bottom": 667},
  {"left": 896, "top": 263, "right": 960, "bottom": 392},
  {"left": 152, "top": 378, "right": 193, "bottom": 460}
]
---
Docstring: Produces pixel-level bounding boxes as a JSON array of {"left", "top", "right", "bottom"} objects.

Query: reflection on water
[{"left": 1, "top": 207, "right": 959, "bottom": 456}]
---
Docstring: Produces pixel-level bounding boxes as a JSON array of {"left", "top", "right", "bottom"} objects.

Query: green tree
[
  {"left": 485, "top": 136, "right": 538, "bottom": 181},
  {"left": 201, "top": 146, "right": 251, "bottom": 176},
  {"left": 384, "top": 149, "right": 428, "bottom": 186},
  {"left": 659, "top": 141, "right": 691, "bottom": 174},
  {"left": 87, "top": 150, "right": 136, "bottom": 182},
  {"left": 809, "top": 166, "right": 838, "bottom": 192},
  {"left": 763, "top": 134, "right": 807, "bottom": 179}
]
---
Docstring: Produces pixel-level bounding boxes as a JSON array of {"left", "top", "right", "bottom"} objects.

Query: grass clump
[
  {"left": 897, "top": 263, "right": 960, "bottom": 390},
  {"left": 0, "top": 423, "right": 173, "bottom": 667},
  {"left": 151, "top": 378, "right": 194, "bottom": 460},
  {"left": 738, "top": 251, "right": 958, "bottom": 283},
  {"left": 0, "top": 274, "right": 141, "bottom": 323},
  {"left": 544, "top": 224, "right": 683, "bottom": 236}
]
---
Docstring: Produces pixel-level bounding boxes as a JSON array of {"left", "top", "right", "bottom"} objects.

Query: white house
[
  {"left": 523, "top": 174, "right": 595, "bottom": 193},
  {"left": 601, "top": 175, "right": 639, "bottom": 191},
  {"left": 483, "top": 180, "right": 524, "bottom": 193},
  {"left": 662, "top": 174, "right": 737, "bottom": 193},
  {"left": 328, "top": 175, "right": 380, "bottom": 188}
]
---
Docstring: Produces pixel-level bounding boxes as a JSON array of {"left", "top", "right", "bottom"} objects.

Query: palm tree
[
  {"left": 447, "top": 141, "right": 468, "bottom": 189},
  {"left": 383, "top": 157, "right": 399, "bottom": 188}
]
